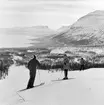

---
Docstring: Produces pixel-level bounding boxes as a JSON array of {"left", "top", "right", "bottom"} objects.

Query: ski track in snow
[{"left": 0, "top": 65, "right": 104, "bottom": 105}]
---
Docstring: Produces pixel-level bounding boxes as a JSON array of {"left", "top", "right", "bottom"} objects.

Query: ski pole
[
  {"left": 37, "top": 69, "right": 41, "bottom": 84},
  {"left": 16, "top": 91, "right": 25, "bottom": 102}
]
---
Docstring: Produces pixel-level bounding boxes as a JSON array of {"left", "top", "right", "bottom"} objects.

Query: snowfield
[{"left": 0, "top": 65, "right": 104, "bottom": 105}]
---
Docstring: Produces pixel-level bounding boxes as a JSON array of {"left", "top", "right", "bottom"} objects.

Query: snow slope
[{"left": 1, "top": 65, "right": 104, "bottom": 105}]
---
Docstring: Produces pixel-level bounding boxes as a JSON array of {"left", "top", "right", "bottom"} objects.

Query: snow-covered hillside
[
  {"left": 1, "top": 65, "right": 104, "bottom": 105},
  {"left": 32, "top": 10, "right": 104, "bottom": 47}
]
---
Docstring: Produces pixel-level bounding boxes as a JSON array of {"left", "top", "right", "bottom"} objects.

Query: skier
[
  {"left": 63, "top": 54, "right": 69, "bottom": 80},
  {"left": 27, "top": 55, "right": 41, "bottom": 89},
  {"left": 80, "top": 58, "right": 85, "bottom": 71}
]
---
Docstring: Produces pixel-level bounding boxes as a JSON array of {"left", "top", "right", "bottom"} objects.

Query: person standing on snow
[
  {"left": 80, "top": 58, "right": 85, "bottom": 71},
  {"left": 63, "top": 54, "right": 70, "bottom": 80},
  {"left": 27, "top": 55, "right": 41, "bottom": 89}
]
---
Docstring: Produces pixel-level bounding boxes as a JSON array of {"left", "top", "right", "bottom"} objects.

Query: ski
[
  {"left": 18, "top": 82, "right": 45, "bottom": 92},
  {"left": 52, "top": 78, "right": 75, "bottom": 82}
]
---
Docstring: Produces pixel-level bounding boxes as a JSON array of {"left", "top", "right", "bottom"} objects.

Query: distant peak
[{"left": 77, "top": 10, "right": 104, "bottom": 21}]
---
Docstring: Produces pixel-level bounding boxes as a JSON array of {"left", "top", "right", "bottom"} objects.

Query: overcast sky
[{"left": 0, "top": 0, "right": 104, "bottom": 29}]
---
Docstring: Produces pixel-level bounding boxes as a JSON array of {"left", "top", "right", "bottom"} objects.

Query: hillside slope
[
  {"left": 52, "top": 10, "right": 104, "bottom": 46},
  {"left": 1, "top": 65, "right": 104, "bottom": 105},
  {"left": 33, "top": 10, "right": 104, "bottom": 47}
]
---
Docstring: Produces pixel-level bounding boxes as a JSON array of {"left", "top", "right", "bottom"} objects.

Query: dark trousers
[
  {"left": 27, "top": 70, "right": 36, "bottom": 88},
  {"left": 64, "top": 69, "right": 68, "bottom": 78},
  {"left": 80, "top": 65, "right": 84, "bottom": 71}
]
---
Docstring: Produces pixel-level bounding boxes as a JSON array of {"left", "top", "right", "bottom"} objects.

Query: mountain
[
  {"left": 0, "top": 26, "right": 56, "bottom": 37},
  {"left": 31, "top": 26, "right": 71, "bottom": 47},
  {"left": 33, "top": 10, "right": 104, "bottom": 48},
  {"left": 52, "top": 10, "right": 104, "bottom": 46},
  {"left": 1, "top": 10, "right": 104, "bottom": 48}
]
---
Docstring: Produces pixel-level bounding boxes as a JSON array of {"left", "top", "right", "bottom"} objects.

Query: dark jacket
[
  {"left": 28, "top": 58, "right": 40, "bottom": 71},
  {"left": 80, "top": 58, "right": 85, "bottom": 65}
]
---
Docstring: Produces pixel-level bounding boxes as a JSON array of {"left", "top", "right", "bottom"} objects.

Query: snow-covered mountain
[
  {"left": 5, "top": 10, "right": 104, "bottom": 48},
  {"left": 1, "top": 10, "right": 104, "bottom": 48},
  {"left": 33, "top": 10, "right": 104, "bottom": 48},
  {"left": 52, "top": 10, "right": 104, "bottom": 46}
]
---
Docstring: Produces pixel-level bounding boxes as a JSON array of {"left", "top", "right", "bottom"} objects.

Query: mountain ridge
[{"left": 51, "top": 10, "right": 104, "bottom": 46}]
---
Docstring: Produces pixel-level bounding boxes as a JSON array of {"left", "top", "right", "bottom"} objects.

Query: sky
[{"left": 0, "top": 0, "right": 104, "bottom": 30}]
